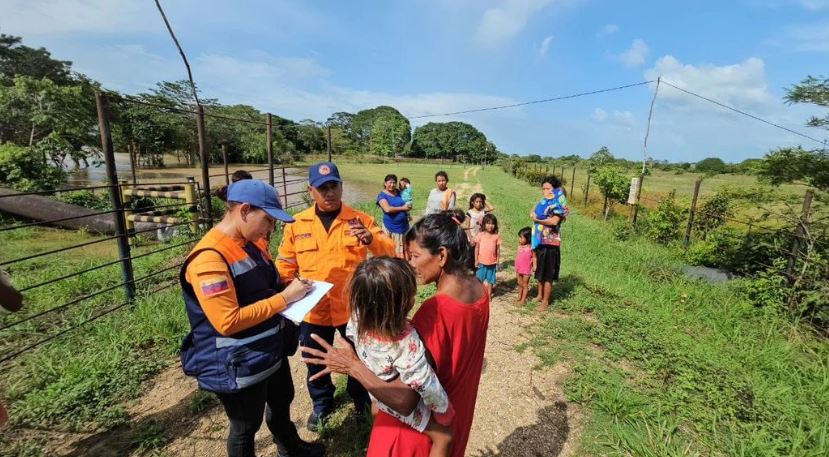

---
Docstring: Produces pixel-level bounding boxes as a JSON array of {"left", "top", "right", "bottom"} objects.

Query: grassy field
[{"left": 1, "top": 162, "right": 827, "bottom": 456}]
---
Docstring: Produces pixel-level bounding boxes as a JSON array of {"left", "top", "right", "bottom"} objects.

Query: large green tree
[
  {"left": 351, "top": 106, "right": 411, "bottom": 154},
  {"left": 757, "top": 75, "right": 829, "bottom": 191},
  {"left": 410, "top": 121, "right": 493, "bottom": 162},
  {"left": 0, "top": 75, "right": 96, "bottom": 167},
  {"left": 588, "top": 146, "right": 614, "bottom": 172},
  {"left": 0, "top": 34, "right": 72, "bottom": 85}
]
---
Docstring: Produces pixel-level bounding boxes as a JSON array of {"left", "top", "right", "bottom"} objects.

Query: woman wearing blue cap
[{"left": 179, "top": 179, "right": 324, "bottom": 457}]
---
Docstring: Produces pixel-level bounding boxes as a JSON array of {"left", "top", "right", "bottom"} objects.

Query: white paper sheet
[{"left": 279, "top": 280, "right": 334, "bottom": 323}]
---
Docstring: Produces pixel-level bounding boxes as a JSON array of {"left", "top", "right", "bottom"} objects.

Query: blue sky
[{"left": 2, "top": 0, "right": 827, "bottom": 162}]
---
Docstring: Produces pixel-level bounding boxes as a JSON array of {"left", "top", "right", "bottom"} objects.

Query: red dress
[{"left": 366, "top": 292, "right": 490, "bottom": 457}]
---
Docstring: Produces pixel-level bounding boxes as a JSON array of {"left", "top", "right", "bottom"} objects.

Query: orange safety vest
[{"left": 276, "top": 204, "right": 395, "bottom": 326}]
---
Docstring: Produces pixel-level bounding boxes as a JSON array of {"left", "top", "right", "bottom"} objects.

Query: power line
[
  {"left": 409, "top": 81, "right": 656, "bottom": 119},
  {"left": 660, "top": 79, "right": 825, "bottom": 147}
]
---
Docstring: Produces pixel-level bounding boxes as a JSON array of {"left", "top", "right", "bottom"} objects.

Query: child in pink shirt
[{"left": 515, "top": 227, "right": 534, "bottom": 305}]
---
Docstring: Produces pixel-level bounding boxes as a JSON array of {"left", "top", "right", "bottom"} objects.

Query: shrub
[
  {"left": 0, "top": 143, "right": 65, "bottom": 191},
  {"left": 643, "top": 191, "right": 686, "bottom": 244},
  {"left": 694, "top": 191, "right": 733, "bottom": 239},
  {"left": 58, "top": 190, "right": 111, "bottom": 210}
]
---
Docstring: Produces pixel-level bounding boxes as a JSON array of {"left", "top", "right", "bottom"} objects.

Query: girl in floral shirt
[{"left": 346, "top": 256, "right": 454, "bottom": 457}]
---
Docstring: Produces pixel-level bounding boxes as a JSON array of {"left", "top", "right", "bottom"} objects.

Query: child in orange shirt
[{"left": 474, "top": 214, "right": 500, "bottom": 296}]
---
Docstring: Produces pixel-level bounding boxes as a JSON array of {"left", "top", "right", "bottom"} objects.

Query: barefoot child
[
  {"left": 346, "top": 257, "right": 454, "bottom": 457},
  {"left": 515, "top": 227, "right": 534, "bottom": 305},
  {"left": 474, "top": 214, "right": 501, "bottom": 297}
]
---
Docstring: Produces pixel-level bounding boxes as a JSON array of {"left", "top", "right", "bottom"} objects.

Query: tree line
[{"left": 0, "top": 34, "right": 500, "bottom": 190}]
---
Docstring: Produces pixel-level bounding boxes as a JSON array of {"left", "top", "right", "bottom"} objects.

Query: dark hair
[
  {"left": 481, "top": 213, "right": 499, "bottom": 234},
  {"left": 217, "top": 170, "right": 254, "bottom": 201},
  {"left": 383, "top": 174, "right": 398, "bottom": 183},
  {"left": 542, "top": 176, "right": 562, "bottom": 188},
  {"left": 404, "top": 209, "right": 473, "bottom": 273},
  {"left": 468, "top": 192, "right": 486, "bottom": 209},
  {"left": 400, "top": 177, "right": 410, "bottom": 184},
  {"left": 349, "top": 256, "right": 417, "bottom": 340},
  {"left": 232, "top": 170, "right": 253, "bottom": 182},
  {"left": 518, "top": 226, "right": 531, "bottom": 243},
  {"left": 435, "top": 171, "right": 448, "bottom": 181}
]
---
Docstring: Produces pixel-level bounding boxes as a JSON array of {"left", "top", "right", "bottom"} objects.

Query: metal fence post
[
  {"left": 684, "top": 178, "right": 702, "bottom": 247},
  {"left": 196, "top": 105, "right": 212, "bottom": 225},
  {"left": 281, "top": 167, "right": 289, "bottom": 208},
  {"left": 267, "top": 113, "right": 275, "bottom": 186},
  {"left": 95, "top": 91, "right": 135, "bottom": 302},
  {"left": 785, "top": 189, "right": 815, "bottom": 283},
  {"left": 222, "top": 143, "right": 230, "bottom": 185},
  {"left": 327, "top": 125, "right": 332, "bottom": 162}
]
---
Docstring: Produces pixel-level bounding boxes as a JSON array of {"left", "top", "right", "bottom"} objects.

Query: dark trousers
[
  {"left": 216, "top": 358, "right": 296, "bottom": 457},
  {"left": 299, "top": 322, "right": 370, "bottom": 416}
]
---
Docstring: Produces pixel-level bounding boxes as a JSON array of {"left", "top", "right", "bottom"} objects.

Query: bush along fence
[
  {"left": 0, "top": 91, "right": 312, "bottom": 369},
  {"left": 500, "top": 159, "right": 829, "bottom": 332}
]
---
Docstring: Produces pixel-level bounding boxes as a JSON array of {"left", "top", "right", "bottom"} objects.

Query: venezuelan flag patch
[{"left": 200, "top": 277, "right": 230, "bottom": 297}]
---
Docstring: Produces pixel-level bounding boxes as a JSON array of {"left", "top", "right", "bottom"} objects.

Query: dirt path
[{"left": 51, "top": 167, "right": 582, "bottom": 457}]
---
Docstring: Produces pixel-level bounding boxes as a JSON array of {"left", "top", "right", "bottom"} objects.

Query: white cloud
[
  {"left": 645, "top": 55, "right": 773, "bottom": 109},
  {"left": 798, "top": 0, "right": 829, "bottom": 10},
  {"left": 787, "top": 21, "right": 829, "bottom": 52},
  {"left": 592, "top": 108, "right": 607, "bottom": 121},
  {"left": 475, "top": 0, "right": 554, "bottom": 48},
  {"left": 618, "top": 39, "right": 649, "bottom": 67},
  {"left": 538, "top": 35, "right": 554, "bottom": 57},
  {"left": 0, "top": 0, "right": 155, "bottom": 36},
  {"left": 597, "top": 24, "right": 619, "bottom": 38}
]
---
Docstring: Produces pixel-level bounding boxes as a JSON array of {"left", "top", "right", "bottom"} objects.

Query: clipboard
[{"left": 279, "top": 280, "right": 333, "bottom": 323}]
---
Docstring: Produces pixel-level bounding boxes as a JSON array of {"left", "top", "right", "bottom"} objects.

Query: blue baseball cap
[
  {"left": 227, "top": 179, "right": 294, "bottom": 223},
  {"left": 308, "top": 162, "right": 342, "bottom": 188}
]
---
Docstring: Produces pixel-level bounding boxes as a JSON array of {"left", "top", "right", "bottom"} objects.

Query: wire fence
[{"left": 0, "top": 91, "right": 314, "bottom": 368}]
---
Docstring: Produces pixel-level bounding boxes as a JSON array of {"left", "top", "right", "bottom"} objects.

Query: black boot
[{"left": 275, "top": 427, "right": 326, "bottom": 457}]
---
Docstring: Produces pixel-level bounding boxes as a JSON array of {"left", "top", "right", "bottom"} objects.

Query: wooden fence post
[
  {"left": 684, "top": 178, "right": 702, "bottom": 247},
  {"left": 570, "top": 167, "right": 576, "bottom": 197},
  {"left": 632, "top": 173, "right": 645, "bottom": 224},
  {"left": 785, "top": 189, "right": 815, "bottom": 283},
  {"left": 196, "top": 105, "right": 212, "bottom": 225},
  {"left": 583, "top": 173, "right": 591, "bottom": 206}
]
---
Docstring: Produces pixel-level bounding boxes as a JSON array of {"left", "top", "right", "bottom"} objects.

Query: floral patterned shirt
[{"left": 346, "top": 318, "right": 452, "bottom": 432}]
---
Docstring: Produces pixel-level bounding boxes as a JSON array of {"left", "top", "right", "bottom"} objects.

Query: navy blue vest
[{"left": 179, "top": 242, "right": 288, "bottom": 393}]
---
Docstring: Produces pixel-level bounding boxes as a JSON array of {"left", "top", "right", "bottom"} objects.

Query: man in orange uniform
[{"left": 277, "top": 161, "right": 395, "bottom": 431}]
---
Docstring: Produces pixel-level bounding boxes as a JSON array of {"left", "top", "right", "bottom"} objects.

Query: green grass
[{"left": 479, "top": 166, "right": 829, "bottom": 456}]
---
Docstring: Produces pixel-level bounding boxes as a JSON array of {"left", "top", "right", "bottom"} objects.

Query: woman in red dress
[{"left": 302, "top": 210, "right": 489, "bottom": 457}]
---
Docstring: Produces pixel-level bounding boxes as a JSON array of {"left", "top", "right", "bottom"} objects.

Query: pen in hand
[{"left": 293, "top": 270, "right": 312, "bottom": 286}]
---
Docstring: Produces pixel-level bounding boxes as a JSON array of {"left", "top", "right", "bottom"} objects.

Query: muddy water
[{"left": 66, "top": 153, "right": 377, "bottom": 207}]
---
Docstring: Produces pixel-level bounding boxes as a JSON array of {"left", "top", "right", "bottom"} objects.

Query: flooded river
[{"left": 66, "top": 153, "right": 377, "bottom": 207}]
